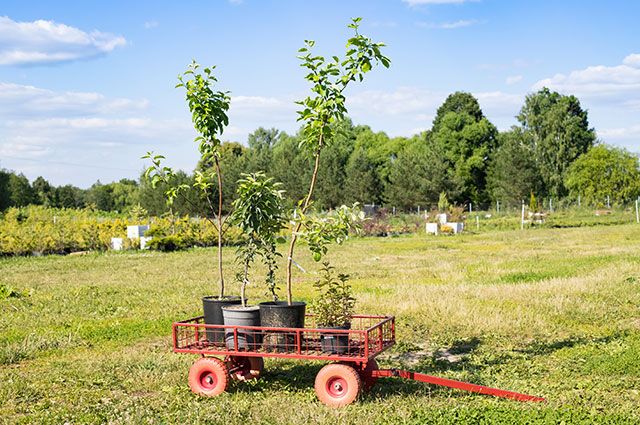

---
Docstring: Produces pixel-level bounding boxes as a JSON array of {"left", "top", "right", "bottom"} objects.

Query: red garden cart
[{"left": 172, "top": 314, "right": 544, "bottom": 407}]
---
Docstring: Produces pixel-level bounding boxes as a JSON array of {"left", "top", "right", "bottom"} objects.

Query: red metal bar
[
  {"left": 172, "top": 322, "right": 178, "bottom": 349},
  {"left": 172, "top": 315, "right": 395, "bottom": 362},
  {"left": 372, "top": 369, "right": 545, "bottom": 402}
]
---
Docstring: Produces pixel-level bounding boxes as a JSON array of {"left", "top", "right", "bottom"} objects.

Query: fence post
[
  {"left": 607, "top": 195, "right": 610, "bottom": 209},
  {"left": 496, "top": 200, "right": 500, "bottom": 213},
  {"left": 578, "top": 195, "right": 581, "bottom": 207},
  {"left": 521, "top": 200, "right": 525, "bottom": 230},
  {"left": 476, "top": 215, "right": 479, "bottom": 230},
  {"left": 636, "top": 199, "right": 639, "bottom": 224}
]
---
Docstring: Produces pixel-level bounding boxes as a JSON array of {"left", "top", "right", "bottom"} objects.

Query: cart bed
[{"left": 173, "top": 314, "right": 395, "bottom": 363}]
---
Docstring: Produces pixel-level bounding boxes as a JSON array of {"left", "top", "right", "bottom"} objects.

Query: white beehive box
[
  {"left": 140, "top": 236, "right": 153, "bottom": 250},
  {"left": 425, "top": 222, "right": 439, "bottom": 235},
  {"left": 111, "top": 237, "right": 123, "bottom": 251},
  {"left": 448, "top": 222, "right": 464, "bottom": 234},
  {"left": 127, "top": 225, "right": 149, "bottom": 239}
]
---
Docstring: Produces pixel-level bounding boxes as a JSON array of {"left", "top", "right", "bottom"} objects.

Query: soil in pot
[
  {"left": 259, "top": 301, "right": 306, "bottom": 352},
  {"left": 202, "top": 295, "right": 242, "bottom": 344},
  {"left": 221, "top": 305, "right": 262, "bottom": 350},
  {"left": 319, "top": 323, "right": 351, "bottom": 354}
]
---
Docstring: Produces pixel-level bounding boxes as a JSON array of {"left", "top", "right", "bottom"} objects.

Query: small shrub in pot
[
  {"left": 312, "top": 262, "right": 355, "bottom": 354},
  {"left": 222, "top": 172, "right": 286, "bottom": 350}
]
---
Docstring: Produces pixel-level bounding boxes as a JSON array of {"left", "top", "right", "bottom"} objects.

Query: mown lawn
[{"left": 1, "top": 224, "right": 640, "bottom": 424}]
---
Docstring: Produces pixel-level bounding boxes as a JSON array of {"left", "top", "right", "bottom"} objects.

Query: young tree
[
  {"left": 385, "top": 138, "right": 452, "bottom": 210},
  {"left": 231, "top": 172, "right": 286, "bottom": 305},
  {"left": 518, "top": 87, "right": 596, "bottom": 197},
  {"left": 55, "top": 184, "right": 85, "bottom": 208},
  {"left": 32, "top": 176, "right": 56, "bottom": 207},
  {"left": 144, "top": 61, "right": 231, "bottom": 298},
  {"left": 344, "top": 145, "right": 382, "bottom": 205},
  {"left": 110, "top": 179, "right": 139, "bottom": 212},
  {"left": 284, "top": 18, "right": 390, "bottom": 304},
  {"left": 246, "top": 127, "right": 278, "bottom": 173},
  {"left": 487, "top": 128, "right": 542, "bottom": 206},
  {"left": 85, "top": 181, "right": 114, "bottom": 211},
  {"left": 7, "top": 173, "right": 36, "bottom": 207},
  {"left": 565, "top": 144, "right": 640, "bottom": 205},
  {"left": 430, "top": 92, "right": 498, "bottom": 207},
  {"left": 0, "top": 170, "right": 11, "bottom": 210},
  {"left": 432, "top": 91, "right": 484, "bottom": 131},
  {"left": 314, "top": 120, "right": 356, "bottom": 209},
  {"left": 270, "top": 132, "right": 311, "bottom": 205}
]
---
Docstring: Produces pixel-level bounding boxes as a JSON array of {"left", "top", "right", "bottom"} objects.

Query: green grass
[{"left": 2, "top": 224, "right": 640, "bottom": 423}]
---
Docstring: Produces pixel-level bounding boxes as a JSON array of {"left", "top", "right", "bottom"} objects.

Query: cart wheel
[
  {"left": 225, "top": 356, "right": 264, "bottom": 381},
  {"left": 315, "top": 363, "right": 362, "bottom": 408},
  {"left": 188, "top": 357, "right": 228, "bottom": 397},
  {"left": 361, "top": 359, "right": 379, "bottom": 391}
]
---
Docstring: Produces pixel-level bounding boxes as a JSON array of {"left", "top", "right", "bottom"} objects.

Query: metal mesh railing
[{"left": 173, "top": 314, "right": 395, "bottom": 361}]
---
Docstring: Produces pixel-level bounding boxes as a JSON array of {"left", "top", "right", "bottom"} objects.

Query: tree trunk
[
  {"left": 214, "top": 155, "right": 225, "bottom": 299},
  {"left": 241, "top": 261, "right": 249, "bottom": 308},
  {"left": 285, "top": 139, "right": 323, "bottom": 304}
]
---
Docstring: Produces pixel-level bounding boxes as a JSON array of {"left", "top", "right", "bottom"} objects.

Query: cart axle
[{"left": 372, "top": 369, "right": 545, "bottom": 402}]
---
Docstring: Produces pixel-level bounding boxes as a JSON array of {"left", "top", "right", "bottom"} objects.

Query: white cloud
[
  {"left": 532, "top": 53, "right": 640, "bottom": 102},
  {"left": 530, "top": 53, "right": 640, "bottom": 151},
  {"left": 622, "top": 53, "right": 640, "bottom": 68},
  {"left": 347, "top": 87, "right": 522, "bottom": 134},
  {"left": 417, "top": 19, "right": 478, "bottom": 29},
  {"left": 225, "top": 94, "right": 298, "bottom": 141},
  {"left": 0, "top": 82, "right": 148, "bottom": 117},
  {"left": 144, "top": 21, "right": 159, "bottom": 29},
  {"left": 0, "top": 16, "right": 126, "bottom": 66},
  {"left": 598, "top": 125, "right": 640, "bottom": 141},
  {"left": 0, "top": 81, "right": 195, "bottom": 186},
  {"left": 506, "top": 75, "right": 523, "bottom": 85},
  {"left": 231, "top": 95, "right": 288, "bottom": 110}
]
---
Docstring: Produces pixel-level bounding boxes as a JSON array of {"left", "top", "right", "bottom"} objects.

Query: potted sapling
[
  {"left": 143, "top": 61, "right": 240, "bottom": 343},
  {"left": 312, "top": 262, "right": 355, "bottom": 354},
  {"left": 262, "top": 17, "right": 390, "bottom": 331},
  {"left": 222, "top": 172, "right": 286, "bottom": 350},
  {"left": 262, "top": 203, "right": 363, "bottom": 351}
]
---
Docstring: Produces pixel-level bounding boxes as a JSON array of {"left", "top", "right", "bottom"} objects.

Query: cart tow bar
[{"left": 372, "top": 369, "right": 545, "bottom": 402}]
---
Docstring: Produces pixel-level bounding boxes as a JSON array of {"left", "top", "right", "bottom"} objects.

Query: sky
[{"left": 0, "top": 0, "right": 639, "bottom": 188}]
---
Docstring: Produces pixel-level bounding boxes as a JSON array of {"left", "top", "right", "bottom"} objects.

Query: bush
[
  {"left": 147, "top": 235, "right": 186, "bottom": 252},
  {"left": 0, "top": 206, "right": 245, "bottom": 256}
]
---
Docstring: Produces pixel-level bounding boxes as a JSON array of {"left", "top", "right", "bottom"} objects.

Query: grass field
[{"left": 2, "top": 224, "right": 640, "bottom": 424}]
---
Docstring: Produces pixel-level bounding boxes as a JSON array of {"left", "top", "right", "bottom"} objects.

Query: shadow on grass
[
  {"left": 229, "top": 333, "right": 603, "bottom": 401},
  {"left": 229, "top": 361, "right": 323, "bottom": 394},
  {"left": 515, "top": 333, "right": 623, "bottom": 356}
]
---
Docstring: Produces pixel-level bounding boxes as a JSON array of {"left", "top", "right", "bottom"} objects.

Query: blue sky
[{"left": 1, "top": 0, "right": 639, "bottom": 187}]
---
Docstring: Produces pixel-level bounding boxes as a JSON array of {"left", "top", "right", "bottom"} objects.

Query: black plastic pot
[
  {"left": 320, "top": 323, "right": 351, "bottom": 354},
  {"left": 202, "top": 295, "right": 242, "bottom": 343},
  {"left": 259, "top": 301, "right": 306, "bottom": 352},
  {"left": 221, "top": 305, "right": 262, "bottom": 350}
]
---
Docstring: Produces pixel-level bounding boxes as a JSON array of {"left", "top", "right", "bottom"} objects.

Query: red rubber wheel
[
  {"left": 188, "top": 357, "right": 228, "bottom": 397},
  {"left": 360, "top": 359, "right": 379, "bottom": 391},
  {"left": 225, "top": 356, "right": 264, "bottom": 381},
  {"left": 314, "top": 363, "right": 362, "bottom": 408}
]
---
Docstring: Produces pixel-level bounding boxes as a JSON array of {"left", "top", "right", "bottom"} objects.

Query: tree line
[{"left": 2, "top": 88, "right": 639, "bottom": 215}]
